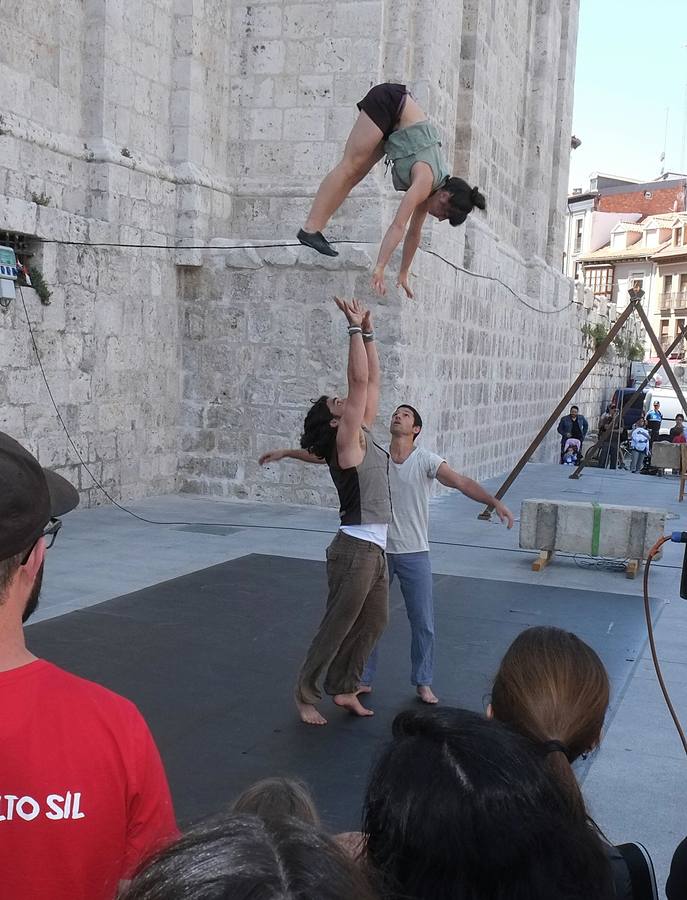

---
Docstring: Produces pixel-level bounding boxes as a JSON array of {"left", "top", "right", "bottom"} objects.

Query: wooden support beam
[{"left": 478, "top": 300, "right": 639, "bottom": 520}]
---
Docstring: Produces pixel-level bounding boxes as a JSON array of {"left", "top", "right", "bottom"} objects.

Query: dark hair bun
[{"left": 470, "top": 186, "right": 486, "bottom": 210}]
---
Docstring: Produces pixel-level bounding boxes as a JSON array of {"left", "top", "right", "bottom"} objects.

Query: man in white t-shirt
[{"left": 259, "top": 404, "right": 513, "bottom": 703}]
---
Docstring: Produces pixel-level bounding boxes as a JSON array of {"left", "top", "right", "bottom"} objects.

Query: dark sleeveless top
[{"left": 327, "top": 427, "right": 392, "bottom": 526}]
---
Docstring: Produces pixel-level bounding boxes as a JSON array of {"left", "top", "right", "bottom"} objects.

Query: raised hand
[
  {"left": 334, "top": 296, "right": 366, "bottom": 327},
  {"left": 362, "top": 308, "right": 374, "bottom": 333}
]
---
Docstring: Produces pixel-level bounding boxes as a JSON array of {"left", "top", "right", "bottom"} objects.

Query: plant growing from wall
[
  {"left": 613, "top": 328, "right": 645, "bottom": 362},
  {"left": 18, "top": 265, "right": 52, "bottom": 305},
  {"left": 581, "top": 322, "right": 609, "bottom": 350}
]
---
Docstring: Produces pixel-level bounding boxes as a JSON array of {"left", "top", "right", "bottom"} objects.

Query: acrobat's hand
[
  {"left": 259, "top": 449, "right": 285, "bottom": 465},
  {"left": 362, "top": 309, "right": 374, "bottom": 333},
  {"left": 494, "top": 501, "right": 515, "bottom": 529},
  {"left": 397, "top": 270, "right": 414, "bottom": 299},
  {"left": 371, "top": 266, "right": 387, "bottom": 297}
]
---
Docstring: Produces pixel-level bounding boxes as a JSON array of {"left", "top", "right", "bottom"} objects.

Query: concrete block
[
  {"left": 650, "top": 442, "right": 680, "bottom": 471},
  {"left": 519, "top": 499, "right": 667, "bottom": 561}
]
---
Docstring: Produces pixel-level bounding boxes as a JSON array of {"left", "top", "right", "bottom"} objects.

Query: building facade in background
[{"left": 0, "top": 0, "right": 625, "bottom": 506}]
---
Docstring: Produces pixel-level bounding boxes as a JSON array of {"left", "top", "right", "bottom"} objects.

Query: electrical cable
[
  {"left": 421, "top": 247, "right": 575, "bottom": 314},
  {"left": 643, "top": 534, "right": 687, "bottom": 756},
  {"left": 22, "top": 235, "right": 573, "bottom": 315}
]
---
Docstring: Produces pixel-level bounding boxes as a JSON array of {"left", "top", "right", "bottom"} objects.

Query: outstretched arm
[
  {"left": 396, "top": 207, "right": 427, "bottom": 299},
  {"left": 371, "top": 164, "right": 434, "bottom": 297},
  {"left": 361, "top": 309, "right": 380, "bottom": 428},
  {"left": 436, "top": 462, "right": 514, "bottom": 528},
  {"left": 335, "top": 297, "right": 368, "bottom": 469},
  {"left": 259, "top": 448, "right": 326, "bottom": 465}
]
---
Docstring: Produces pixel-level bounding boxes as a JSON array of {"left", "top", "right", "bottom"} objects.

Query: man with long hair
[{"left": 292, "top": 297, "right": 392, "bottom": 726}]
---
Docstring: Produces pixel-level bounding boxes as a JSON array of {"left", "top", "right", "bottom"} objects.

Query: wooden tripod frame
[{"left": 478, "top": 299, "right": 687, "bottom": 519}]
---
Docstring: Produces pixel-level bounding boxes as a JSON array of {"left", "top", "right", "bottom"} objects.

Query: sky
[{"left": 569, "top": 0, "right": 687, "bottom": 192}]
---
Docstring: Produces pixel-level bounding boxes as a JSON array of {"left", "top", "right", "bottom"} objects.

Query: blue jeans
[{"left": 361, "top": 551, "right": 435, "bottom": 687}]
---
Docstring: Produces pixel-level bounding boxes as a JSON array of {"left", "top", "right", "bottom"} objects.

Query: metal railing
[{"left": 660, "top": 290, "right": 687, "bottom": 310}]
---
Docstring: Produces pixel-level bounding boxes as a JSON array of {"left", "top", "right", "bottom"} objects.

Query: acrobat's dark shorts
[{"left": 357, "top": 83, "right": 408, "bottom": 141}]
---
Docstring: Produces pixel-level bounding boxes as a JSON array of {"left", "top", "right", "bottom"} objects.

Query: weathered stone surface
[{"left": 1, "top": 0, "right": 625, "bottom": 509}]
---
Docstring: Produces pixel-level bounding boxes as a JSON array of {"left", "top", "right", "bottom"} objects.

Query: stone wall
[{"left": 0, "top": 0, "right": 623, "bottom": 509}]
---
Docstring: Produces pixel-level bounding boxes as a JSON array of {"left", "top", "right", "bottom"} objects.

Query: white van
[{"left": 644, "top": 387, "right": 687, "bottom": 433}]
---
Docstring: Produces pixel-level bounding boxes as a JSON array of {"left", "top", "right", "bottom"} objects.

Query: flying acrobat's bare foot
[{"left": 357, "top": 684, "right": 372, "bottom": 695}]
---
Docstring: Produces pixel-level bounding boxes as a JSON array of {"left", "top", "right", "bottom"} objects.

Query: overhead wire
[{"left": 25, "top": 235, "right": 574, "bottom": 315}]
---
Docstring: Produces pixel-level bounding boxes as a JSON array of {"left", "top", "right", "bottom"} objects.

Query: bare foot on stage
[
  {"left": 417, "top": 685, "right": 439, "bottom": 704},
  {"left": 296, "top": 699, "right": 328, "bottom": 726},
  {"left": 357, "top": 684, "right": 372, "bottom": 695},
  {"left": 334, "top": 692, "right": 374, "bottom": 717}
]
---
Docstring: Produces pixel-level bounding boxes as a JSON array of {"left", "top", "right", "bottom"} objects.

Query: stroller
[{"left": 562, "top": 437, "right": 582, "bottom": 466}]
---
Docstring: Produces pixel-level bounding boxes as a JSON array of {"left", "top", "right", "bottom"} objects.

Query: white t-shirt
[
  {"left": 339, "top": 523, "right": 388, "bottom": 549},
  {"left": 386, "top": 446, "right": 445, "bottom": 554}
]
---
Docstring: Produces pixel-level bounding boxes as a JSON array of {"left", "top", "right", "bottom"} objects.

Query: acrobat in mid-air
[{"left": 297, "top": 82, "right": 486, "bottom": 298}]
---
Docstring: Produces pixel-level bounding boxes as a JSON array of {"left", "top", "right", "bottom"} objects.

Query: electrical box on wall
[{"left": 0, "top": 245, "right": 18, "bottom": 304}]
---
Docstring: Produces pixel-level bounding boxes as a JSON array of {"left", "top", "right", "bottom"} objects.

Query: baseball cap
[{"left": 0, "top": 432, "right": 79, "bottom": 563}]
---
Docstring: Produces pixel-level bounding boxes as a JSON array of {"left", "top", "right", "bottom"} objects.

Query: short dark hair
[
  {"left": 363, "top": 707, "right": 613, "bottom": 900},
  {"left": 121, "top": 814, "right": 379, "bottom": 900},
  {"left": 0, "top": 551, "right": 23, "bottom": 601},
  {"left": 677, "top": 414, "right": 685, "bottom": 421},
  {"left": 570, "top": 405, "right": 579, "bottom": 412},
  {"left": 443, "top": 178, "right": 486, "bottom": 227},
  {"left": 300, "top": 396, "right": 336, "bottom": 462},
  {"left": 396, "top": 404, "right": 423, "bottom": 441}
]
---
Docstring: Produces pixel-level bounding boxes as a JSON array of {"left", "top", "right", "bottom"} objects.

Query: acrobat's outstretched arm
[{"left": 371, "top": 165, "right": 434, "bottom": 297}]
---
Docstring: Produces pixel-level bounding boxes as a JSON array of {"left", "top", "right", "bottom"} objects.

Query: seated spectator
[
  {"left": 671, "top": 414, "right": 686, "bottom": 443},
  {"left": 362, "top": 706, "right": 614, "bottom": 900},
  {"left": 121, "top": 814, "right": 379, "bottom": 900},
  {"left": 0, "top": 432, "right": 177, "bottom": 900},
  {"left": 490, "top": 626, "right": 657, "bottom": 900},
  {"left": 232, "top": 776, "right": 320, "bottom": 826}
]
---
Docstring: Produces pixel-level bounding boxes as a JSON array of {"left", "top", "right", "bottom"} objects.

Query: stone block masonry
[{"left": 0, "top": 0, "right": 624, "bottom": 510}]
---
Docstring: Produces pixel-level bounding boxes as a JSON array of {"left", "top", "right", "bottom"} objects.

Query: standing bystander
[
  {"left": 557, "top": 406, "right": 588, "bottom": 464},
  {"left": 630, "top": 416, "right": 650, "bottom": 473}
]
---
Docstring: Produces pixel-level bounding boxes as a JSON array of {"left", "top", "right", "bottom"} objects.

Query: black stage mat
[{"left": 26, "top": 555, "right": 655, "bottom": 831}]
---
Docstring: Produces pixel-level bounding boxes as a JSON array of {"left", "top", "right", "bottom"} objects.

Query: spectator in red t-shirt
[{"left": 0, "top": 431, "right": 178, "bottom": 900}]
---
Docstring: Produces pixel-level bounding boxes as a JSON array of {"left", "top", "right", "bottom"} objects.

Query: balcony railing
[{"left": 660, "top": 290, "right": 687, "bottom": 310}]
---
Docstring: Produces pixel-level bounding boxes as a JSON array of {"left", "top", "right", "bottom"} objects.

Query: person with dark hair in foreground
[
  {"left": 261, "top": 404, "right": 513, "bottom": 704},
  {"left": 363, "top": 706, "right": 614, "bottom": 900},
  {"left": 297, "top": 82, "right": 485, "bottom": 298},
  {"left": 294, "top": 297, "right": 391, "bottom": 725},
  {"left": 0, "top": 432, "right": 177, "bottom": 900},
  {"left": 668, "top": 836, "right": 687, "bottom": 899},
  {"left": 490, "top": 627, "right": 657, "bottom": 900},
  {"left": 232, "top": 777, "right": 321, "bottom": 827},
  {"left": 121, "top": 814, "right": 379, "bottom": 900}
]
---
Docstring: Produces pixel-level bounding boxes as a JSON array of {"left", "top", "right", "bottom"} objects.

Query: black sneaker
[{"left": 297, "top": 229, "right": 339, "bottom": 257}]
